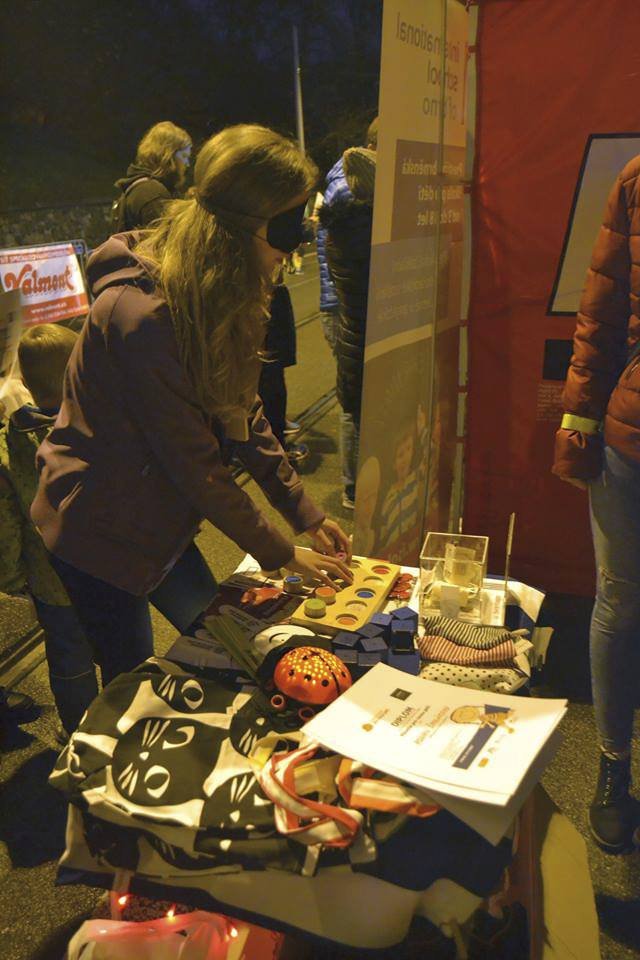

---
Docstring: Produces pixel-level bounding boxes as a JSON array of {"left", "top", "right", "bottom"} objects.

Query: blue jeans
[
  {"left": 50, "top": 541, "right": 217, "bottom": 689},
  {"left": 33, "top": 597, "right": 98, "bottom": 735},
  {"left": 589, "top": 445, "right": 640, "bottom": 754},
  {"left": 340, "top": 410, "right": 360, "bottom": 501}
]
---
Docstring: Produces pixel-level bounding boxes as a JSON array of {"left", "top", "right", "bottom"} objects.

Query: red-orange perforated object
[{"left": 273, "top": 647, "right": 352, "bottom": 705}]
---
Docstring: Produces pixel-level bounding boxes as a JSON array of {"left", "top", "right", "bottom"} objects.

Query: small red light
[{"left": 117, "top": 895, "right": 128, "bottom": 907}]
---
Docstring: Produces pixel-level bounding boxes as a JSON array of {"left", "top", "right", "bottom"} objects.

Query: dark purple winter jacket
[{"left": 31, "top": 234, "right": 323, "bottom": 595}]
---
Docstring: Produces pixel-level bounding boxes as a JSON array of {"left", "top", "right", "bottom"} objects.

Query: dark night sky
[{"left": 1, "top": 0, "right": 382, "bottom": 206}]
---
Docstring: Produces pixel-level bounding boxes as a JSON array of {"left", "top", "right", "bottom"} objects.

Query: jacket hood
[
  {"left": 10, "top": 403, "right": 58, "bottom": 433},
  {"left": 325, "top": 156, "right": 347, "bottom": 189},
  {"left": 318, "top": 196, "right": 373, "bottom": 234},
  {"left": 114, "top": 164, "right": 162, "bottom": 192},
  {"left": 323, "top": 157, "right": 353, "bottom": 207},
  {"left": 85, "top": 233, "right": 157, "bottom": 300}
]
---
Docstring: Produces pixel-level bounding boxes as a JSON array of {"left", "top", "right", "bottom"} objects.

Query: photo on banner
[{"left": 354, "top": 0, "right": 468, "bottom": 565}]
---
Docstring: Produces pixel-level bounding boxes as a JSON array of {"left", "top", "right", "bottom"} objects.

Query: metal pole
[{"left": 292, "top": 23, "right": 305, "bottom": 153}]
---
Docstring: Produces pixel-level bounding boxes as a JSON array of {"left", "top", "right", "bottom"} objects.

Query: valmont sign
[{"left": 0, "top": 242, "right": 88, "bottom": 325}]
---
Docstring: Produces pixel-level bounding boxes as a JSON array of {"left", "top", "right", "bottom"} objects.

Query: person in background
[
  {"left": 0, "top": 324, "right": 98, "bottom": 737},
  {"left": 316, "top": 116, "right": 378, "bottom": 356},
  {"left": 32, "top": 125, "right": 352, "bottom": 688},
  {"left": 553, "top": 154, "right": 640, "bottom": 854},
  {"left": 0, "top": 375, "right": 33, "bottom": 418},
  {"left": 0, "top": 397, "right": 40, "bottom": 744},
  {"left": 319, "top": 146, "right": 376, "bottom": 510},
  {"left": 256, "top": 271, "right": 308, "bottom": 465},
  {"left": 111, "top": 121, "right": 192, "bottom": 232}
]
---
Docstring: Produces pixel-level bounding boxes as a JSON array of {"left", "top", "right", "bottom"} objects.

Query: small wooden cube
[
  {"left": 360, "top": 635, "right": 388, "bottom": 653},
  {"left": 387, "top": 650, "right": 421, "bottom": 675}
]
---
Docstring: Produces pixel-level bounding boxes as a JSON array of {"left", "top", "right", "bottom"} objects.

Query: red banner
[
  {"left": 465, "top": 0, "right": 640, "bottom": 595},
  {"left": 0, "top": 243, "right": 89, "bottom": 326}
]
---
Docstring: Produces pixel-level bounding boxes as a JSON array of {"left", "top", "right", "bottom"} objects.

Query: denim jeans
[
  {"left": 340, "top": 410, "right": 360, "bottom": 502},
  {"left": 50, "top": 541, "right": 217, "bottom": 689},
  {"left": 589, "top": 445, "right": 640, "bottom": 754},
  {"left": 33, "top": 597, "right": 98, "bottom": 734}
]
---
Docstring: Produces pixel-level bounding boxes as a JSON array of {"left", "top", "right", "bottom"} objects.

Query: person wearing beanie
[
  {"left": 316, "top": 117, "right": 378, "bottom": 359},
  {"left": 319, "top": 146, "right": 377, "bottom": 510},
  {"left": 343, "top": 147, "right": 376, "bottom": 202}
]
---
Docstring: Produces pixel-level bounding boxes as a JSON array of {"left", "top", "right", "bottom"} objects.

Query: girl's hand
[
  {"left": 284, "top": 546, "right": 353, "bottom": 589},
  {"left": 307, "top": 518, "right": 352, "bottom": 560}
]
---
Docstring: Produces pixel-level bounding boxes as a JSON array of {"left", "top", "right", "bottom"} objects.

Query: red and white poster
[{"left": 0, "top": 243, "right": 88, "bottom": 326}]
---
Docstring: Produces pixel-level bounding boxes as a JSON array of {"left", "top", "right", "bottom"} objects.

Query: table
[{"left": 49, "top": 557, "right": 546, "bottom": 953}]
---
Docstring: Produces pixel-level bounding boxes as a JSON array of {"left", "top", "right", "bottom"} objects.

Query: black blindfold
[
  {"left": 195, "top": 196, "right": 307, "bottom": 254},
  {"left": 265, "top": 201, "right": 307, "bottom": 253}
]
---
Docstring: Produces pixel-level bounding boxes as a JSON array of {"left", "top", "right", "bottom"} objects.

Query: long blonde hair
[
  {"left": 134, "top": 121, "right": 191, "bottom": 188},
  {"left": 135, "top": 125, "right": 318, "bottom": 420}
]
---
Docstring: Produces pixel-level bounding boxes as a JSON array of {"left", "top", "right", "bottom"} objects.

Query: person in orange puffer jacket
[{"left": 553, "top": 155, "right": 640, "bottom": 855}]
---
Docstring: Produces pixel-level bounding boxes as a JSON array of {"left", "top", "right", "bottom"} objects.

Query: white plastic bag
[{"left": 65, "top": 910, "right": 241, "bottom": 960}]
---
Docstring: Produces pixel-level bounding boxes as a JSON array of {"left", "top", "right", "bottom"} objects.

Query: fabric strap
[
  {"left": 258, "top": 741, "right": 365, "bottom": 850},
  {"left": 337, "top": 759, "right": 439, "bottom": 818}
]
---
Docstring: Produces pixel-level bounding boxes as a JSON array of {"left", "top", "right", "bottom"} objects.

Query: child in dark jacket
[
  {"left": 0, "top": 324, "right": 98, "bottom": 735},
  {"left": 257, "top": 272, "right": 308, "bottom": 464}
]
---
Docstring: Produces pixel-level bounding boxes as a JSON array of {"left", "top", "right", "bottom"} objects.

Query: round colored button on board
[
  {"left": 284, "top": 575, "right": 304, "bottom": 594},
  {"left": 315, "top": 586, "right": 337, "bottom": 604},
  {"left": 305, "top": 598, "right": 327, "bottom": 618}
]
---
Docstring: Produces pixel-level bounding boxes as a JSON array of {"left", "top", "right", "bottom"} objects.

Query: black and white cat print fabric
[
  {"left": 51, "top": 658, "right": 306, "bottom": 874},
  {"left": 51, "top": 656, "right": 513, "bottom": 897}
]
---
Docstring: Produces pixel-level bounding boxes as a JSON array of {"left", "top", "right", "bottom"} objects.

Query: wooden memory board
[{"left": 289, "top": 555, "right": 401, "bottom": 635}]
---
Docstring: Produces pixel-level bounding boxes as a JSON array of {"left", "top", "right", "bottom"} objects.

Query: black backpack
[{"left": 110, "top": 177, "right": 151, "bottom": 233}]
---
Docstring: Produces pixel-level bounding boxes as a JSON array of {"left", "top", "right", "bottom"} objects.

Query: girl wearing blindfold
[{"left": 32, "top": 124, "right": 352, "bottom": 689}]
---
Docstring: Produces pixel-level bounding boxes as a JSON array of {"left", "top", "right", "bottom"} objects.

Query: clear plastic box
[{"left": 419, "top": 532, "right": 489, "bottom": 623}]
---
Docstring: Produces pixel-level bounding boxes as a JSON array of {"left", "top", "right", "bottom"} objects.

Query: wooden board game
[{"left": 289, "top": 555, "right": 401, "bottom": 635}]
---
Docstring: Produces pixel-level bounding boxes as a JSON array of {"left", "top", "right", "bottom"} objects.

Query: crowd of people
[
  {"left": 1, "top": 115, "right": 639, "bottom": 861},
  {"left": 1, "top": 120, "right": 362, "bottom": 743}
]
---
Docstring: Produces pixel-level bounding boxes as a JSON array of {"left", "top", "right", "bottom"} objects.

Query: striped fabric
[
  {"left": 257, "top": 741, "right": 376, "bottom": 874},
  {"left": 337, "top": 760, "right": 440, "bottom": 818},
  {"left": 418, "top": 634, "right": 517, "bottom": 666},
  {"left": 421, "top": 615, "right": 513, "bottom": 649}
]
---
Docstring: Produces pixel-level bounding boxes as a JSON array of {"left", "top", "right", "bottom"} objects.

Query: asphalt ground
[{"left": 0, "top": 253, "right": 639, "bottom": 958}]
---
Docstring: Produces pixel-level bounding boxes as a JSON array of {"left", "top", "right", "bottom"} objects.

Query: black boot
[{"left": 589, "top": 752, "right": 638, "bottom": 853}]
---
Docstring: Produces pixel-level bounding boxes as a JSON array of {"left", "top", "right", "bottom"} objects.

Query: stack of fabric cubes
[{"left": 331, "top": 606, "right": 421, "bottom": 678}]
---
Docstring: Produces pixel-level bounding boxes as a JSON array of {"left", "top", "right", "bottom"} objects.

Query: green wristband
[{"left": 561, "top": 414, "right": 601, "bottom": 435}]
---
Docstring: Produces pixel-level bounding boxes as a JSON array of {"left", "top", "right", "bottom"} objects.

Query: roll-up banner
[
  {"left": 0, "top": 242, "right": 89, "bottom": 326},
  {"left": 354, "top": 0, "right": 468, "bottom": 565}
]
